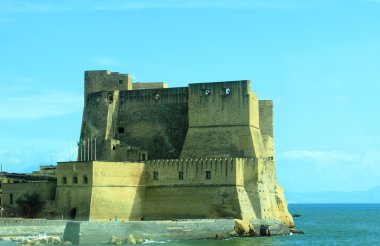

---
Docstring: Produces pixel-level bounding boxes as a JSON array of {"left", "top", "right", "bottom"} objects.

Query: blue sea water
[
  {"left": 1, "top": 204, "right": 380, "bottom": 245},
  {"left": 147, "top": 204, "right": 380, "bottom": 246}
]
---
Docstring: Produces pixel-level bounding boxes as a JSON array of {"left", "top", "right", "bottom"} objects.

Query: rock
[
  {"left": 110, "top": 236, "right": 123, "bottom": 245},
  {"left": 22, "top": 239, "right": 32, "bottom": 245},
  {"left": 134, "top": 236, "right": 145, "bottom": 244},
  {"left": 63, "top": 241, "right": 72, "bottom": 245},
  {"left": 39, "top": 238, "right": 48, "bottom": 244},
  {"left": 31, "top": 239, "right": 40, "bottom": 245},
  {"left": 251, "top": 219, "right": 290, "bottom": 236},
  {"left": 290, "top": 228, "right": 304, "bottom": 234},
  {"left": 234, "top": 219, "right": 254, "bottom": 237},
  {"left": 126, "top": 234, "right": 136, "bottom": 244},
  {"left": 51, "top": 236, "right": 61, "bottom": 244}
]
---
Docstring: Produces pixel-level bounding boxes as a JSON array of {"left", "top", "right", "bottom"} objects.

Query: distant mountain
[{"left": 286, "top": 186, "right": 380, "bottom": 203}]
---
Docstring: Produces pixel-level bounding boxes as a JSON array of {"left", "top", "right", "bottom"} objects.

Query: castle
[
  {"left": 0, "top": 70, "right": 291, "bottom": 227},
  {"left": 53, "top": 70, "right": 294, "bottom": 227}
]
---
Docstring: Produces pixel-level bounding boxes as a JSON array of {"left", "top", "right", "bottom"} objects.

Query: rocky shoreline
[{"left": 1, "top": 218, "right": 297, "bottom": 245}]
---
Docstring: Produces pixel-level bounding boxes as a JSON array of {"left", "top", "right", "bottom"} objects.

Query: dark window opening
[
  {"left": 73, "top": 176, "right": 78, "bottom": 184},
  {"left": 179, "top": 171, "right": 184, "bottom": 180},
  {"left": 70, "top": 208, "right": 77, "bottom": 220},
  {"left": 62, "top": 177, "right": 67, "bottom": 184},
  {"left": 203, "top": 89, "right": 210, "bottom": 96},
  {"left": 118, "top": 127, "right": 124, "bottom": 134},
  {"left": 119, "top": 80, "right": 123, "bottom": 85},
  {"left": 153, "top": 171, "right": 159, "bottom": 180},
  {"left": 10, "top": 193, "right": 13, "bottom": 205},
  {"left": 141, "top": 153, "right": 147, "bottom": 161},
  {"left": 83, "top": 176, "right": 88, "bottom": 184},
  {"left": 206, "top": 171, "right": 211, "bottom": 180},
  {"left": 112, "top": 145, "right": 116, "bottom": 150},
  {"left": 107, "top": 93, "right": 113, "bottom": 102}
]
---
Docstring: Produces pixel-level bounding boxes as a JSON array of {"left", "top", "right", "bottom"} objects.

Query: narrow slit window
[
  {"left": 179, "top": 171, "right": 184, "bottom": 180},
  {"left": 153, "top": 171, "right": 159, "bottom": 180},
  {"left": 206, "top": 171, "right": 211, "bottom": 180}
]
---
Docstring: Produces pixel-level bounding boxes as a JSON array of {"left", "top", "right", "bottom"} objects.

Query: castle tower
[
  {"left": 84, "top": 70, "right": 132, "bottom": 100},
  {"left": 180, "top": 80, "right": 266, "bottom": 159}
]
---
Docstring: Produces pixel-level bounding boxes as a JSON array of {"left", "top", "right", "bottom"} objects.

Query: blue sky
[{"left": 0, "top": 0, "right": 379, "bottom": 193}]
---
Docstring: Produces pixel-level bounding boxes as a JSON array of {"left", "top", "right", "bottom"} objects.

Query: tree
[{"left": 16, "top": 192, "right": 42, "bottom": 218}]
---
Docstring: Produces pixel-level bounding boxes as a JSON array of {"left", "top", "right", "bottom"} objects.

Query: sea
[{"left": 1, "top": 204, "right": 379, "bottom": 245}]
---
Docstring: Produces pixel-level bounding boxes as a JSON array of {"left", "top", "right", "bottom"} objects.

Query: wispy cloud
[
  {"left": 0, "top": 0, "right": 303, "bottom": 13},
  {"left": 0, "top": 92, "right": 83, "bottom": 120},
  {"left": 0, "top": 149, "right": 21, "bottom": 166},
  {"left": 283, "top": 150, "right": 360, "bottom": 163}
]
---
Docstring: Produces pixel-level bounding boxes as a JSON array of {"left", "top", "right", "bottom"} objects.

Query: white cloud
[
  {"left": 0, "top": 149, "right": 21, "bottom": 167},
  {"left": 282, "top": 150, "right": 360, "bottom": 163},
  {"left": 0, "top": 92, "right": 83, "bottom": 120}
]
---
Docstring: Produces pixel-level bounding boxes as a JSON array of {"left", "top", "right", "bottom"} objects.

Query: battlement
[{"left": 119, "top": 87, "right": 188, "bottom": 104}]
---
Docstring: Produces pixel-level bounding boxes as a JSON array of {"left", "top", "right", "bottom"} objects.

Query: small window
[
  {"left": 62, "top": 177, "right": 67, "bottom": 184},
  {"left": 224, "top": 88, "right": 231, "bottom": 95},
  {"left": 73, "top": 176, "right": 78, "bottom": 184},
  {"left": 119, "top": 80, "right": 123, "bottom": 85},
  {"left": 118, "top": 127, "right": 124, "bottom": 134},
  {"left": 10, "top": 193, "right": 13, "bottom": 205},
  {"left": 153, "top": 171, "right": 159, "bottom": 180},
  {"left": 203, "top": 89, "right": 210, "bottom": 96},
  {"left": 107, "top": 92, "right": 113, "bottom": 102},
  {"left": 178, "top": 171, "right": 184, "bottom": 180},
  {"left": 83, "top": 176, "right": 88, "bottom": 184},
  {"left": 141, "top": 153, "right": 147, "bottom": 161},
  {"left": 206, "top": 171, "right": 211, "bottom": 180}
]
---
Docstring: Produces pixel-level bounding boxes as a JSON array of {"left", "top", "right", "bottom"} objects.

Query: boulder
[
  {"left": 134, "top": 236, "right": 145, "bottom": 244},
  {"left": 233, "top": 219, "right": 254, "bottom": 237},
  {"left": 251, "top": 219, "right": 290, "bottom": 236},
  {"left": 110, "top": 236, "right": 123, "bottom": 245},
  {"left": 290, "top": 228, "right": 304, "bottom": 234},
  {"left": 126, "top": 234, "right": 136, "bottom": 244}
]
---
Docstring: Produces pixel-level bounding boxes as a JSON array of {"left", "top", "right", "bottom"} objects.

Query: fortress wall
[
  {"left": 145, "top": 158, "right": 237, "bottom": 186},
  {"left": 259, "top": 100, "right": 275, "bottom": 158},
  {"left": 187, "top": 81, "right": 251, "bottom": 127},
  {"left": 143, "top": 158, "right": 244, "bottom": 220},
  {"left": 116, "top": 87, "right": 189, "bottom": 160},
  {"left": 80, "top": 90, "right": 121, "bottom": 161},
  {"left": 90, "top": 162, "right": 145, "bottom": 221},
  {"left": 259, "top": 100, "right": 274, "bottom": 137},
  {"left": 56, "top": 162, "right": 93, "bottom": 220},
  {"left": 56, "top": 162, "right": 146, "bottom": 221},
  {"left": 84, "top": 70, "right": 132, "bottom": 98},
  {"left": 1, "top": 182, "right": 56, "bottom": 218},
  {"left": 181, "top": 81, "right": 264, "bottom": 159},
  {"left": 132, "top": 82, "right": 168, "bottom": 90}
]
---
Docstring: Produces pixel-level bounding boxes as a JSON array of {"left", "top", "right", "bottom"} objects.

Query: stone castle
[{"left": 54, "top": 70, "right": 294, "bottom": 227}]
